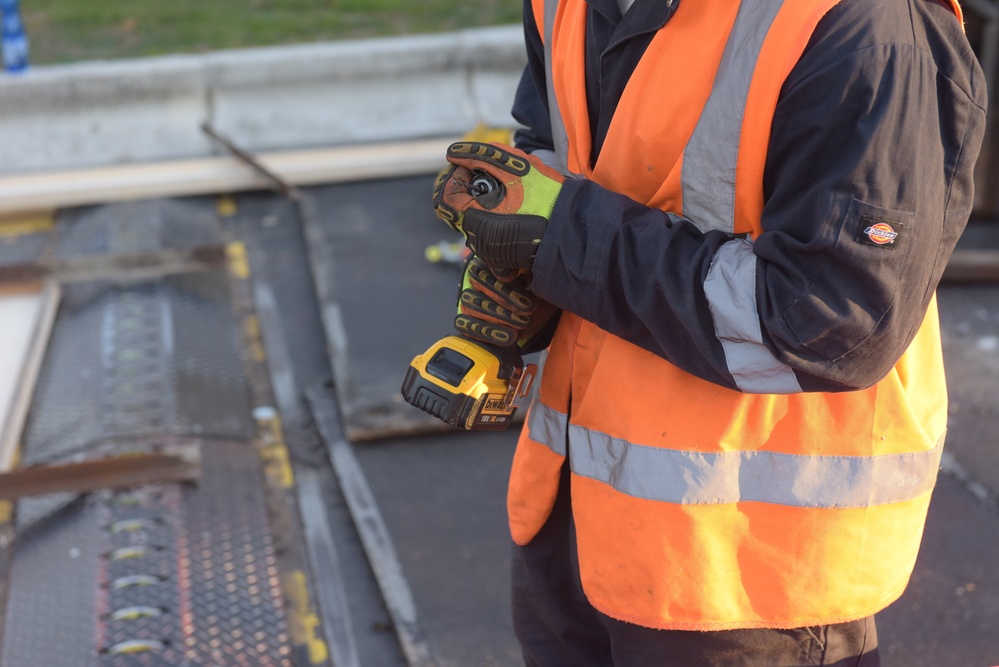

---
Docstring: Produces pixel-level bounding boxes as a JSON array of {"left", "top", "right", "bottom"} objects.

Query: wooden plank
[
  {"left": 306, "top": 386, "right": 438, "bottom": 667},
  {"left": 0, "top": 138, "right": 455, "bottom": 216},
  {"left": 0, "top": 443, "right": 200, "bottom": 500},
  {"left": 0, "top": 287, "right": 43, "bottom": 471},
  {"left": 0, "top": 211, "right": 55, "bottom": 236},
  {"left": 295, "top": 469, "right": 363, "bottom": 667},
  {"left": 0, "top": 280, "right": 60, "bottom": 475}
]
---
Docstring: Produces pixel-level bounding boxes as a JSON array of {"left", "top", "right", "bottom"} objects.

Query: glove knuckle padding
[
  {"left": 499, "top": 285, "right": 535, "bottom": 313},
  {"left": 447, "top": 142, "right": 530, "bottom": 177},
  {"left": 464, "top": 210, "right": 547, "bottom": 271},
  {"left": 434, "top": 205, "right": 460, "bottom": 231},
  {"left": 454, "top": 253, "right": 538, "bottom": 348},
  {"left": 467, "top": 262, "right": 536, "bottom": 313},
  {"left": 454, "top": 314, "right": 514, "bottom": 347},
  {"left": 460, "top": 291, "right": 504, "bottom": 322},
  {"left": 460, "top": 289, "right": 531, "bottom": 330}
]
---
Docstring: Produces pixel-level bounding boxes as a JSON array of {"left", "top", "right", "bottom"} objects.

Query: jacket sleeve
[{"left": 530, "top": 0, "right": 988, "bottom": 393}]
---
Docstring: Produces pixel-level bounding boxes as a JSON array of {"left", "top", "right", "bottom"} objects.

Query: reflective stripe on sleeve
[
  {"left": 704, "top": 238, "right": 802, "bottom": 394},
  {"left": 682, "top": 0, "right": 785, "bottom": 232},
  {"left": 529, "top": 403, "right": 943, "bottom": 508}
]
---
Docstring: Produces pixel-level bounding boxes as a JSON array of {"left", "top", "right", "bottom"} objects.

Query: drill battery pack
[{"left": 401, "top": 335, "right": 536, "bottom": 431}]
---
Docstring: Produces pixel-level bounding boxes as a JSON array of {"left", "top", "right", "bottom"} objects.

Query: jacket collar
[{"left": 585, "top": 0, "right": 679, "bottom": 51}]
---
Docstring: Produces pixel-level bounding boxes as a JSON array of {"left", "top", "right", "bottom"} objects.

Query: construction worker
[{"left": 433, "top": 0, "right": 988, "bottom": 664}]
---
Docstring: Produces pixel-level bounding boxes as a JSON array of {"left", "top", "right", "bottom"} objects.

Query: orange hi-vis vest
[{"left": 512, "top": 0, "right": 963, "bottom": 630}]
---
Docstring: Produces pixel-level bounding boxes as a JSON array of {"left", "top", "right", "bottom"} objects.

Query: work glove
[
  {"left": 433, "top": 142, "right": 564, "bottom": 273},
  {"left": 456, "top": 256, "right": 561, "bottom": 352}
]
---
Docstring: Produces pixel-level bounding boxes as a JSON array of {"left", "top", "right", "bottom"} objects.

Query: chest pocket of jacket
[{"left": 781, "top": 198, "right": 916, "bottom": 362}]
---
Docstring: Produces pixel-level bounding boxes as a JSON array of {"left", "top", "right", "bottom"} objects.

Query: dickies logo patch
[
  {"left": 864, "top": 222, "right": 898, "bottom": 244},
  {"left": 857, "top": 217, "right": 902, "bottom": 248}
]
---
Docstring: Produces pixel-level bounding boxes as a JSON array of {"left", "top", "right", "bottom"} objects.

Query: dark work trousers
[{"left": 511, "top": 464, "right": 881, "bottom": 667}]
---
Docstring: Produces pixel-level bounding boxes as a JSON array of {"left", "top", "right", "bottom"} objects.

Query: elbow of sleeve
[
  {"left": 791, "top": 354, "right": 898, "bottom": 393},
  {"left": 767, "top": 309, "right": 915, "bottom": 393}
]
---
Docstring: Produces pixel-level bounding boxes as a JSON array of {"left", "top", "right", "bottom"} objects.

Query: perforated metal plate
[
  {"left": 20, "top": 272, "right": 253, "bottom": 470},
  {"left": 54, "top": 199, "right": 222, "bottom": 259},
  {"left": 1, "top": 445, "right": 294, "bottom": 667},
  {"left": 2, "top": 260, "right": 293, "bottom": 666}
]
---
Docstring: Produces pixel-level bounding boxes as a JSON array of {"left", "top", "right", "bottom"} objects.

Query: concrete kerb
[{"left": 0, "top": 25, "right": 527, "bottom": 176}]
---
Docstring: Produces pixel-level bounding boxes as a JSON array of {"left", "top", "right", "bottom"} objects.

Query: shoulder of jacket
[{"left": 814, "top": 0, "right": 984, "bottom": 101}]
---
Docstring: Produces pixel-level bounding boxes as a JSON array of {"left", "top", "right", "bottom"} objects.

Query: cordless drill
[{"left": 401, "top": 171, "right": 537, "bottom": 430}]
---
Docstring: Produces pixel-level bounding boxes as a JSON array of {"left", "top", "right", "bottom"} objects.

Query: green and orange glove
[
  {"left": 456, "top": 256, "right": 560, "bottom": 352},
  {"left": 433, "top": 142, "right": 564, "bottom": 273}
]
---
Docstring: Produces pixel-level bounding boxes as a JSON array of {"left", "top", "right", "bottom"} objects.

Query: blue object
[{"left": 0, "top": 0, "right": 29, "bottom": 74}]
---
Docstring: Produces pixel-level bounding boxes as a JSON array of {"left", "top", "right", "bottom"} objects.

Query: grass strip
[{"left": 21, "top": 0, "right": 522, "bottom": 64}]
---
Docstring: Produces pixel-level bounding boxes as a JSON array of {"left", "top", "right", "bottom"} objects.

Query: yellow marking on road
[
  {"left": 242, "top": 314, "right": 267, "bottom": 363},
  {"left": 0, "top": 500, "right": 12, "bottom": 526},
  {"left": 0, "top": 211, "right": 54, "bottom": 237},
  {"left": 226, "top": 241, "right": 251, "bottom": 280},
  {"left": 255, "top": 410, "right": 295, "bottom": 489},
  {"left": 217, "top": 195, "right": 237, "bottom": 218},
  {"left": 283, "top": 570, "right": 330, "bottom": 665},
  {"left": 0, "top": 450, "right": 21, "bottom": 525}
]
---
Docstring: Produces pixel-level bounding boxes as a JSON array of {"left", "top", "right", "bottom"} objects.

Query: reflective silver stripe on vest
[
  {"left": 705, "top": 238, "right": 802, "bottom": 393},
  {"left": 526, "top": 398, "right": 568, "bottom": 456},
  {"left": 682, "top": 0, "right": 785, "bottom": 233},
  {"left": 529, "top": 403, "right": 943, "bottom": 508},
  {"left": 543, "top": 0, "right": 574, "bottom": 176},
  {"left": 530, "top": 148, "right": 562, "bottom": 171},
  {"left": 681, "top": 0, "right": 800, "bottom": 393}
]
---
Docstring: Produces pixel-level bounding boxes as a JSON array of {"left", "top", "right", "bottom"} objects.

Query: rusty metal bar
[
  {"left": 0, "top": 245, "right": 226, "bottom": 285},
  {"left": 0, "top": 443, "right": 200, "bottom": 501},
  {"left": 200, "top": 121, "right": 301, "bottom": 200}
]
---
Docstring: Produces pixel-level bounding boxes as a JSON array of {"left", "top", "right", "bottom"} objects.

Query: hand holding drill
[{"left": 400, "top": 142, "right": 564, "bottom": 430}]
